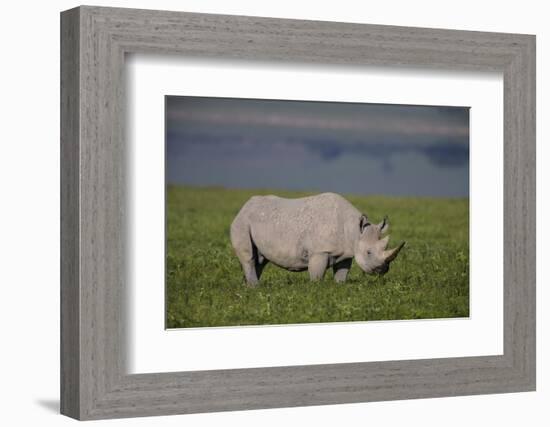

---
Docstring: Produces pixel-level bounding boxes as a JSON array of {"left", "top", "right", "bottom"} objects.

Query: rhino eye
[{"left": 367, "top": 250, "right": 372, "bottom": 256}]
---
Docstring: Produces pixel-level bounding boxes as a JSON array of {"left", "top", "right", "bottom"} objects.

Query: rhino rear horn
[{"left": 384, "top": 241, "right": 406, "bottom": 263}]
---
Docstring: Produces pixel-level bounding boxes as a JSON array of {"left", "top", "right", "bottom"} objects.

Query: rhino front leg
[
  {"left": 308, "top": 253, "right": 329, "bottom": 281},
  {"left": 333, "top": 259, "right": 352, "bottom": 283}
]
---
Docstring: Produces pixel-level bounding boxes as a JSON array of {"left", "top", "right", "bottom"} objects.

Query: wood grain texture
[
  {"left": 60, "top": 5, "right": 536, "bottom": 420},
  {"left": 60, "top": 7, "right": 80, "bottom": 419}
]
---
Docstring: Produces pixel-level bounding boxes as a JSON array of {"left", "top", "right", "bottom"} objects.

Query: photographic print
[{"left": 165, "top": 96, "right": 469, "bottom": 328}]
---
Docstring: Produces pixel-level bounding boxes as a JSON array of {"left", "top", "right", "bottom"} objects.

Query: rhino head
[{"left": 354, "top": 215, "right": 406, "bottom": 275}]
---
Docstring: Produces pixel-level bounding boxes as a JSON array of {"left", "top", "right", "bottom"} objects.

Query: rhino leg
[
  {"left": 230, "top": 221, "right": 260, "bottom": 287},
  {"left": 241, "top": 260, "right": 259, "bottom": 287},
  {"left": 234, "top": 251, "right": 259, "bottom": 287},
  {"left": 308, "top": 253, "right": 329, "bottom": 281},
  {"left": 333, "top": 259, "right": 352, "bottom": 283},
  {"left": 255, "top": 253, "right": 269, "bottom": 281}
]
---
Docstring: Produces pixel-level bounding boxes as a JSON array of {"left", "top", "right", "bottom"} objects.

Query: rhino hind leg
[
  {"left": 255, "top": 253, "right": 269, "bottom": 281},
  {"left": 333, "top": 258, "right": 352, "bottom": 283},
  {"left": 308, "top": 253, "right": 329, "bottom": 281},
  {"left": 233, "top": 248, "right": 259, "bottom": 287},
  {"left": 240, "top": 259, "right": 259, "bottom": 287},
  {"left": 230, "top": 221, "right": 261, "bottom": 287}
]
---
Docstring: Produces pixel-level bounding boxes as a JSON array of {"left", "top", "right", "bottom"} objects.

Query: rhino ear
[
  {"left": 378, "top": 215, "right": 389, "bottom": 234},
  {"left": 359, "top": 214, "right": 370, "bottom": 233}
]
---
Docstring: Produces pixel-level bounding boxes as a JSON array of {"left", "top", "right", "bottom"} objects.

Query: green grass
[{"left": 166, "top": 186, "right": 469, "bottom": 328}]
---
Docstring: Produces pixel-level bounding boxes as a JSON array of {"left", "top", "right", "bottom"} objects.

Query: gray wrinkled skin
[{"left": 230, "top": 192, "right": 405, "bottom": 286}]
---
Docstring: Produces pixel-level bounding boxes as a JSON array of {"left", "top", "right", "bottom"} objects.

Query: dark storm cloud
[
  {"left": 166, "top": 130, "right": 469, "bottom": 168},
  {"left": 165, "top": 96, "right": 470, "bottom": 197}
]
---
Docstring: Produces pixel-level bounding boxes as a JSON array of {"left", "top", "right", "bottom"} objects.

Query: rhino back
[{"left": 238, "top": 193, "right": 360, "bottom": 268}]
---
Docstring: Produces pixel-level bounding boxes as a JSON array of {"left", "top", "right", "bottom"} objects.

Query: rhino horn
[{"left": 384, "top": 241, "right": 406, "bottom": 263}]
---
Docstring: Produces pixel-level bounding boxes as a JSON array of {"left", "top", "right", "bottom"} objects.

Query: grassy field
[{"left": 166, "top": 186, "right": 469, "bottom": 328}]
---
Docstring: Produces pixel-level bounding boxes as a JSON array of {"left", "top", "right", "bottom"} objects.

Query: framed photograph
[
  {"left": 60, "top": 5, "right": 535, "bottom": 420},
  {"left": 164, "top": 96, "right": 466, "bottom": 327}
]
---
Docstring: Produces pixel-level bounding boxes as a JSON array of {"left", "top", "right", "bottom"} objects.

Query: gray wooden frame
[{"left": 60, "top": 5, "right": 536, "bottom": 421}]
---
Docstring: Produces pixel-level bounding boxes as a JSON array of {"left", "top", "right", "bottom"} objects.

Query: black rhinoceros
[{"left": 230, "top": 192, "right": 405, "bottom": 286}]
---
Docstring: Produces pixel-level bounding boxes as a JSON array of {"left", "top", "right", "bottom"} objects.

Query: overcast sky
[{"left": 166, "top": 96, "right": 469, "bottom": 197}]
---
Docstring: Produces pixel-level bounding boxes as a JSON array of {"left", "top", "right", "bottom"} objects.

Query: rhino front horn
[{"left": 384, "top": 241, "right": 406, "bottom": 263}]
